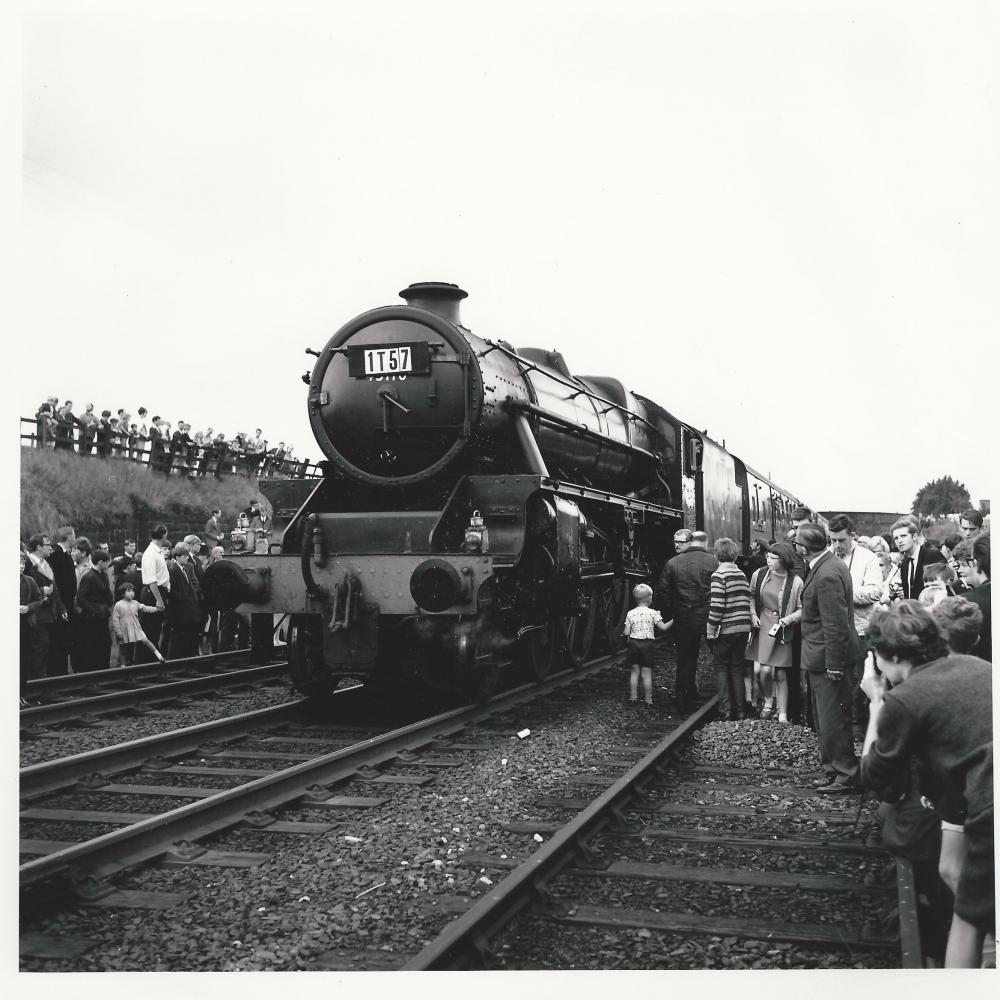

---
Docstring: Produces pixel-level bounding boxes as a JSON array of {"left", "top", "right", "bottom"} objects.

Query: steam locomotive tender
[{"left": 203, "top": 282, "right": 811, "bottom": 699}]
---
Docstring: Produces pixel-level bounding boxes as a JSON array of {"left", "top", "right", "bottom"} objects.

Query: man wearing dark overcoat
[
  {"left": 795, "top": 522, "right": 861, "bottom": 792},
  {"left": 655, "top": 527, "right": 718, "bottom": 712}
]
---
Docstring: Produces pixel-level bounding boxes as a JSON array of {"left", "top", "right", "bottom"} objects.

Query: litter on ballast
[
  {"left": 478, "top": 876, "right": 493, "bottom": 885},
  {"left": 298, "top": 896, "right": 310, "bottom": 903},
  {"left": 452, "top": 826, "right": 461, "bottom": 833},
  {"left": 501, "top": 758, "right": 508, "bottom": 766},
  {"left": 344, "top": 835, "right": 362, "bottom": 844},
  {"left": 517, "top": 729, "right": 531, "bottom": 739},
  {"left": 257, "top": 906, "right": 266, "bottom": 912},
  {"left": 533, "top": 834, "right": 544, "bottom": 843},
  {"left": 355, "top": 881, "right": 386, "bottom": 899}
]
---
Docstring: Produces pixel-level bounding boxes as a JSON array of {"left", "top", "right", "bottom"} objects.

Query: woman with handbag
[{"left": 746, "top": 541, "right": 804, "bottom": 722}]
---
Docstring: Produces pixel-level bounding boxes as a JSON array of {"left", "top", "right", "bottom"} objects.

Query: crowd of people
[
  {"left": 18, "top": 502, "right": 274, "bottom": 697},
  {"left": 640, "top": 506, "right": 992, "bottom": 967},
  {"left": 30, "top": 397, "right": 314, "bottom": 479}
]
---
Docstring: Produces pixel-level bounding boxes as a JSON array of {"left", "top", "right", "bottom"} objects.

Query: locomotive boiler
[{"left": 204, "top": 282, "right": 810, "bottom": 699}]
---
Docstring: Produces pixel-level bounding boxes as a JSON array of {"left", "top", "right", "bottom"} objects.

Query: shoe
[
  {"left": 761, "top": 700, "right": 775, "bottom": 720},
  {"left": 777, "top": 714, "right": 789, "bottom": 724},
  {"left": 727, "top": 712, "right": 740, "bottom": 722},
  {"left": 812, "top": 775, "right": 838, "bottom": 788},
  {"left": 816, "top": 780, "right": 863, "bottom": 795},
  {"left": 644, "top": 701, "right": 654, "bottom": 708},
  {"left": 628, "top": 699, "right": 638, "bottom": 707}
]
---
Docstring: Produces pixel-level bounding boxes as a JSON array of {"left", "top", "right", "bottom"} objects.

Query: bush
[{"left": 20, "top": 448, "right": 268, "bottom": 539}]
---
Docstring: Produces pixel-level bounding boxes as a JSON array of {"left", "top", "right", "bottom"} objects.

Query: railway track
[
  {"left": 19, "top": 656, "right": 616, "bottom": 907},
  {"left": 20, "top": 648, "right": 922, "bottom": 970},
  {"left": 403, "top": 698, "right": 921, "bottom": 970},
  {"left": 20, "top": 649, "right": 289, "bottom": 729}
]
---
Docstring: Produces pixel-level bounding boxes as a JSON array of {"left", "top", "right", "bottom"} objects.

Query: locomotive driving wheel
[
  {"left": 560, "top": 584, "right": 596, "bottom": 667},
  {"left": 457, "top": 627, "right": 501, "bottom": 703},
  {"left": 523, "top": 619, "right": 559, "bottom": 681},
  {"left": 287, "top": 614, "right": 331, "bottom": 698}
]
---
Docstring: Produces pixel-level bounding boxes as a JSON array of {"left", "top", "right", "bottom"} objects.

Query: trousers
[
  {"left": 808, "top": 668, "right": 860, "bottom": 783},
  {"left": 711, "top": 632, "right": 749, "bottom": 716},
  {"left": 673, "top": 629, "right": 702, "bottom": 705}
]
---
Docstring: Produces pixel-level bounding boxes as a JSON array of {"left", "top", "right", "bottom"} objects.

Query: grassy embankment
[{"left": 19, "top": 447, "right": 267, "bottom": 540}]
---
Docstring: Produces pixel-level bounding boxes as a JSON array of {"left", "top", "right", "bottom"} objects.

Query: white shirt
[
  {"left": 832, "top": 542, "right": 883, "bottom": 635},
  {"left": 141, "top": 541, "right": 170, "bottom": 589},
  {"left": 624, "top": 605, "right": 663, "bottom": 639}
]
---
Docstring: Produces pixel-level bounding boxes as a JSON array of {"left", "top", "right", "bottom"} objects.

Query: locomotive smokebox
[{"left": 399, "top": 281, "right": 468, "bottom": 325}]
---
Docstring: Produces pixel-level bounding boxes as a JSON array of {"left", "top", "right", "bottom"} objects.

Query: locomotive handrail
[
  {"left": 483, "top": 340, "right": 660, "bottom": 435},
  {"left": 505, "top": 399, "right": 661, "bottom": 465}
]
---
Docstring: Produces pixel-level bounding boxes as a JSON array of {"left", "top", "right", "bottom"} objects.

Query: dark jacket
[
  {"left": 20, "top": 574, "right": 44, "bottom": 625},
  {"left": 23, "top": 557, "right": 65, "bottom": 623},
  {"left": 900, "top": 544, "right": 946, "bottom": 601},
  {"left": 861, "top": 654, "right": 992, "bottom": 825},
  {"left": 963, "top": 582, "right": 992, "bottom": 662},
  {"left": 799, "top": 550, "right": 860, "bottom": 673},
  {"left": 48, "top": 545, "right": 78, "bottom": 618},
  {"left": 656, "top": 549, "right": 719, "bottom": 631},
  {"left": 165, "top": 561, "right": 201, "bottom": 624},
  {"left": 77, "top": 567, "right": 114, "bottom": 619}
]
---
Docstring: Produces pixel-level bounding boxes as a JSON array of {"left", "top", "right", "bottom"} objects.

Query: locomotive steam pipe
[
  {"left": 513, "top": 412, "right": 550, "bottom": 476},
  {"left": 300, "top": 513, "right": 325, "bottom": 598}
]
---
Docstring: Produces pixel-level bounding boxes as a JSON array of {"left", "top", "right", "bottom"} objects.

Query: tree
[{"left": 912, "top": 476, "right": 971, "bottom": 518}]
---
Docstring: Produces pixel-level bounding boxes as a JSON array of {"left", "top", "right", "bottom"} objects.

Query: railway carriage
[{"left": 203, "top": 282, "right": 817, "bottom": 700}]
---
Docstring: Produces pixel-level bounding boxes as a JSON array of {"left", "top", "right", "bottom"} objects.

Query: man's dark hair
[
  {"left": 972, "top": 532, "right": 990, "bottom": 578},
  {"left": 961, "top": 509, "right": 984, "bottom": 529},
  {"left": 124, "top": 539, "right": 136, "bottom": 548},
  {"left": 54, "top": 526, "right": 74, "bottom": 545},
  {"left": 943, "top": 532, "right": 964, "bottom": 552},
  {"left": 92, "top": 549, "right": 111, "bottom": 566},
  {"left": 791, "top": 505, "right": 814, "bottom": 522},
  {"left": 827, "top": 513, "right": 854, "bottom": 534},
  {"left": 27, "top": 533, "right": 48, "bottom": 552},
  {"left": 868, "top": 600, "right": 949, "bottom": 666},
  {"left": 75, "top": 538, "right": 92, "bottom": 555},
  {"left": 931, "top": 596, "right": 983, "bottom": 654},
  {"left": 151, "top": 524, "right": 169, "bottom": 540},
  {"left": 796, "top": 523, "right": 828, "bottom": 554}
]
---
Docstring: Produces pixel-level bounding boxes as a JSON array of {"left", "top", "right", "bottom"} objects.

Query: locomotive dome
[{"left": 307, "top": 282, "right": 485, "bottom": 487}]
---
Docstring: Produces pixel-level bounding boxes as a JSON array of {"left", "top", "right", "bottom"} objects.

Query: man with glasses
[
  {"left": 795, "top": 522, "right": 861, "bottom": 793},
  {"left": 954, "top": 534, "right": 991, "bottom": 661},
  {"left": 656, "top": 527, "right": 718, "bottom": 712}
]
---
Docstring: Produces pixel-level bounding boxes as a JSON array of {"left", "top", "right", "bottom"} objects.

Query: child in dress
[
  {"left": 622, "top": 583, "right": 673, "bottom": 707},
  {"left": 919, "top": 562, "right": 957, "bottom": 609},
  {"left": 112, "top": 582, "right": 165, "bottom": 664}
]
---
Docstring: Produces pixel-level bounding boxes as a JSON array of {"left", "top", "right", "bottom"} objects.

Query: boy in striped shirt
[{"left": 707, "top": 538, "right": 754, "bottom": 720}]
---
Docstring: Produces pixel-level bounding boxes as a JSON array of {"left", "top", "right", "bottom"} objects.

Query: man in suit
[
  {"left": 892, "top": 516, "right": 946, "bottom": 602},
  {"left": 165, "top": 542, "right": 202, "bottom": 658},
  {"left": 795, "top": 521, "right": 861, "bottom": 792},
  {"left": 655, "top": 528, "right": 718, "bottom": 712},
  {"left": 959, "top": 508, "right": 984, "bottom": 542},
  {"left": 76, "top": 550, "right": 114, "bottom": 671},
  {"left": 24, "top": 533, "right": 67, "bottom": 680},
  {"left": 955, "top": 534, "right": 991, "bottom": 661},
  {"left": 47, "top": 525, "right": 78, "bottom": 675}
]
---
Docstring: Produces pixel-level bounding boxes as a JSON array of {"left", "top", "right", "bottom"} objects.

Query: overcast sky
[{"left": 12, "top": 0, "right": 999, "bottom": 513}]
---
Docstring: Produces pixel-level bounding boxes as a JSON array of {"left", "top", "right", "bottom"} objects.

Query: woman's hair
[
  {"left": 922, "top": 562, "right": 955, "bottom": 583},
  {"left": 930, "top": 596, "right": 984, "bottom": 654},
  {"left": 867, "top": 600, "right": 949, "bottom": 666},
  {"left": 632, "top": 583, "right": 653, "bottom": 602},
  {"left": 943, "top": 532, "right": 964, "bottom": 553},
  {"left": 866, "top": 535, "right": 890, "bottom": 556},
  {"left": 766, "top": 542, "right": 796, "bottom": 573},
  {"left": 116, "top": 582, "right": 135, "bottom": 598},
  {"left": 713, "top": 537, "right": 739, "bottom": 563}
]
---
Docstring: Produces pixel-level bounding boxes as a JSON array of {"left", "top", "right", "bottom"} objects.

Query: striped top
[{"left": 707, "top": 562, "right": 753, "bottom": 637}]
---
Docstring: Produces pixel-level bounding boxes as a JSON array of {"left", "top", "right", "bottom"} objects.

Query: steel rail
[
  {"left": 20, "top": 656, "right": 617, "bottom": 891},
  {"left": 895, "top": 857, "right": 924, "bottom": 968},
  {"left": 20, "top": 699, "right": 311, "bottom": 799},
  {"left": 402, "top": 697, "right": 720, "bottom": 969},
  {"left": 26, "top": 649, "right": 254, "bottom": 695},
  {"left": 20, "top": 663, "right": 289, "bottom": 727}
]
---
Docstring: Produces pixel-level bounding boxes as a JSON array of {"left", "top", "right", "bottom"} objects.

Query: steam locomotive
[{"left": 203, "top": 282, "right": 813, "bottom": 699}]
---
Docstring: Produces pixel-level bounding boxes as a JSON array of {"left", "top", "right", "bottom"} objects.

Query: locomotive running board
[{"left": 537, "top": 477, "right": 683, "bottom": 520}]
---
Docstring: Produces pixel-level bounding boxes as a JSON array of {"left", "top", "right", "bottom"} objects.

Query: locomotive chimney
[{"left": 399, "top": 281, "right": 468, "bottom": 325}]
